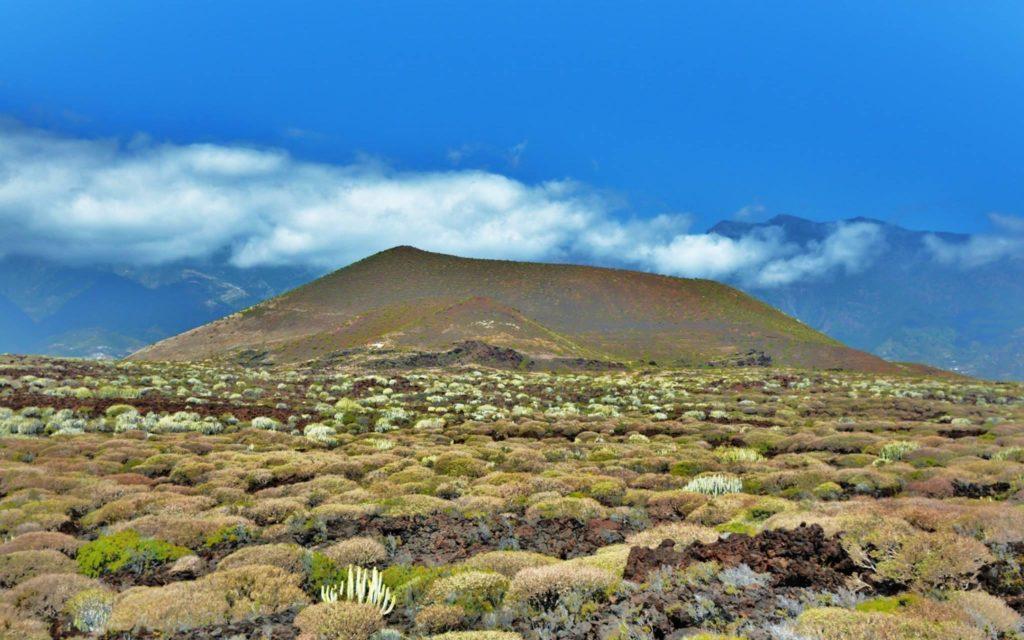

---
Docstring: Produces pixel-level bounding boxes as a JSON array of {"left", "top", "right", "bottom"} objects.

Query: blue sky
[
  {"left": 1, "top": 1, "right": 1023, "bottom": 285},
  {"left": 3, "top": 1, "right": 1023, "bottom": 235}
]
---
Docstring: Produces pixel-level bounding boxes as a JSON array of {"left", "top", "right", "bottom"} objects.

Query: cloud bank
[
  {"left": 0, "top": 121, "right": 1006, "bottom": 287},
  {"left": 0, "top": 123, "right": 605, "bottom": 269},
  {"left": 923, "top": 213, "right": 1024, "bottom": 268}
]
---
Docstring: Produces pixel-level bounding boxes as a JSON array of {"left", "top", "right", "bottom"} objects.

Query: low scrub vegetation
[{"left": 0, "top": 354, "right": 1022, "bottom": 638}]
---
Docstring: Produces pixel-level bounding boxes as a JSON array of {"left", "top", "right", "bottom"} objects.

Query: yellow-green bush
[
  {"left": 428, "top": 632, "right": 523, "bottom": 640},
  {"left": 794, "top": 606, "right": 986, "bottom": 640},
  {"left": 506, "top": 563, "right": 616, "bottom": 609},
  {"left": 524, "top": 496, "right": 607, "bottom": 522},
  {"left": 461, "top": 550, "right": 558, "bottom": 577},
  {"left": 106, "top": 565, "right": 308, "bottom": 633},
  {"left": 415, "top": 603, "right": 466, "bottom": 633},
  {"left": 379, "top": 494, "right": 456, "bottom": 517},
  {"left": 0, "top": 531, "right": 83, "bottom": 556},
  {"left": 216, "top": 542, "right": 308, "bottom": 573},
  {"left": 293, "top": 601, "right": 383, "bottom": 640},
  {"left": 625, "top": 522, "right": 719, "bottom": 548},
  {"left": 426, "top": 570, "right": 510, "bottom": 614},
  {"left": 320, "top": 537, "right": 387, "bottom": 567},
  {"left": 2, "top": 571, "right": 99, "bottom": 620},
  {"left": 565, "top": 545, "right": 632, "bottom": 577},
  {"left": 0, "top": 602, "right": 50, "bottom": 640},
  {"left": 839, "top": 516, "right": 992, "bottom": 590},
  {"left": 0, "top": 549, "right": 77, "bottom": 587}
]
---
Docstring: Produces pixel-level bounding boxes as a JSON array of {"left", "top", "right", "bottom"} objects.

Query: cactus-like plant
[
  {"left": 321, "top": 565, "right": 396, "bottom": 615},
  {"left": 683, "top": 474, "right": 743, "bottom": 496},
  {"left": 878, "top": 440, "right": 919, "bottom": 462}
]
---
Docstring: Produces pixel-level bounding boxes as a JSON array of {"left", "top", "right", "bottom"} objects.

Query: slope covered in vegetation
[{"left": 0, "top": 355, "right": 1021, "bottom": 638}]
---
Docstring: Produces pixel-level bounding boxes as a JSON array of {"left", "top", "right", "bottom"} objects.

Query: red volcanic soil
[{"left": 131, "top": 246, "right": 922, "bottom": 374}]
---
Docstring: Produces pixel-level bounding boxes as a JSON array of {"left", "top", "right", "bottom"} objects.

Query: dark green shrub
[{"left": 304, "top": 551, "right": 348, "bottom": 594}]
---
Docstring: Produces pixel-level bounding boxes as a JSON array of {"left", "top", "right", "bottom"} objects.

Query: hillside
[
  {"left": 0, "top": 294, "right": 35, "bottom": 354},
  {"left": 131, "top": 247, "right": 922, "bottom": 373},
  {"left": 4, "top": 218, "right": 1018, "bottom": 379}
]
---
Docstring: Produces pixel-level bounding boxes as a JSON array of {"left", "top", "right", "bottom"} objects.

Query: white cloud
[
  {"left": 0, "top": 123, "right": 600, "bottom": 268},
  {"left": 924, "top": 234, "right": 1022, "bottom": 268},
  {"left": 990, "top": 212, "right": 1024, "bottom": 234},
  {"left": 507, "top": 140, "right": 528, "bottom": 168},
  {"left": 0, "top": 121, "right": 889, "bottom": 286},
  {"left": 754, "top": 222, "right": 885, "bottom": 286},
  {"left": 626, "top": 227, "right": 791, "bottom": 281},
  {"left": 606, "top": 221, "right": 885, "bottom": 287},
  {"left": 923, "top": 213, "right": 1024, "bottom": 268},
  {"left": 732, "top": 204, "right": 765, "bottom": 221}
]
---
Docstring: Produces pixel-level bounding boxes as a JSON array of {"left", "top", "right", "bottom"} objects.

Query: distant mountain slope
[
  {"left": 132, "top": 246, "right": 918, "bottom": 373},
  {"left": 0, "top": 293, "right": 35, "bottom": 354},
  {"left": 710, "top": 215, "right": 1024, "bottom": 380},
  {"left": 0, "top": 255, "right": 317, "bottom": 358}
]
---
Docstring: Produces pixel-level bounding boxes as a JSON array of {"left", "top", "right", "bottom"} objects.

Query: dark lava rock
[
  {"left": 980, "top": 542, "right": 1024, "bottom": 613},
  {"left": 623, "top": 523, "right": 856, "bottom": 590},
  {"left": 295, "top": 513, "right": 642, "bottom": 564},
  {"left": 953, "top": 480, "right": 1012, "bottom": 498},
  {"left": 368, "top": 340, "right": 626, "bottom": 372},
  {"left": 705, "top": 349, "right": 772, "bottom": 367},
  {"left": 371, "top": 340, "right": 531, "bottom": 370},
  {"left": 939, "top": 427, "right": 987, "bottom": 438}
]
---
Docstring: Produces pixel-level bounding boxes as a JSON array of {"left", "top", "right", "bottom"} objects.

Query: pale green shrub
[
  {"left": 66, "top": 588, "right": 115, "bottom": 634},
  {"left": 251, "top": 416, "right": 283, "bottom": 431},
  {"left": 305, "top": 424, "right": 339, "bottom": 447}
]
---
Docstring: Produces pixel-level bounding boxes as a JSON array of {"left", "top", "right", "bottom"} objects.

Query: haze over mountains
[
  {"left": 1, "top": 215, "right": 1021, "bottom": 379},
  {"left": 712, "top": 216, "right": 1024, "bottom": 380},
  {"left": 0, "top": 256, "right": 316, "bottom": 358}
]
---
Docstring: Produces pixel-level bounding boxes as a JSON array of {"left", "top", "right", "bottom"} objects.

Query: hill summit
[{"left": 130, "top": 246, "right": 919, "bottom": 372}]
